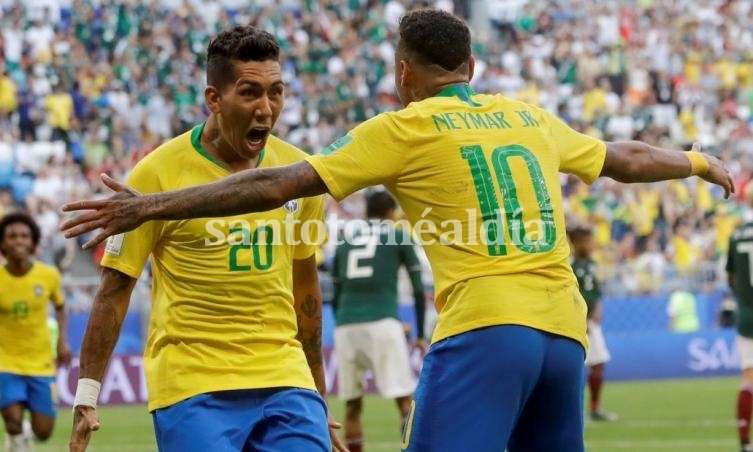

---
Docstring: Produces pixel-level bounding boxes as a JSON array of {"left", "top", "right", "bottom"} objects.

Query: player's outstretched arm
[
  {"left": 600, "top": 142, "right": 734, "bottom": 197},
  {"left": 69, "top": 268, "right": 137, "bottom": 452},
  {"left": 61, "top": 161, "right": 328, "bottom": 249}
]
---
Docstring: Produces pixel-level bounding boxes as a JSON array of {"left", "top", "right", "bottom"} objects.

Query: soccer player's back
[
  {"left": 310, "top": 64, "right": 602, "bottom": 451},
  {"left": 331, "top": 191, "right": 425, "bottom": 452},
  {"left": 727, "top": 186, "right": 753, "bottom": 452}
]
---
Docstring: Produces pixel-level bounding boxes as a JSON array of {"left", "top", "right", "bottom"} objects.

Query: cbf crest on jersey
[
  {"left": 283, "top": 199, "right": 300, "bottom": 214},
  {"left": 34, "top": 284, "right": 44, "bottom": 297}
]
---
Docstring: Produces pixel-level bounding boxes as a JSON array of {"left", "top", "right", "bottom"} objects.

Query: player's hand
[
  {"left": 328, "top": 412, "right": 349, "bottom": 452},
  {"left": 60, "top": 174, "right": 145, "bottom": 249},
  {"left": 413, "top": 338, "right": 429, "bottom": 355},
  {"left": 693, "top": 142, "right": 735, "bottom": 199},
  {"left": 69, "top": 405, "right": 100, "bottom": 452},
  {"left": 57, "top": 341, "right": 72, "bottom": 367}
]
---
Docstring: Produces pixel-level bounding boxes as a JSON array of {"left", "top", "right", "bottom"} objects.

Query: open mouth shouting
[{"left": 245, "top": 127, "right": 271, "bottom": 153}]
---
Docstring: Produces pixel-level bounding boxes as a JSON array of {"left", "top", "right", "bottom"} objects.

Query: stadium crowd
[{"left": 0, "top": 0, "right": 752, "bottom": 296}]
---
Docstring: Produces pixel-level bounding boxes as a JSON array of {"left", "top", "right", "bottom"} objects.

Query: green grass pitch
[{"left": 8, "top": 377, "right": 740, "bottom": 451}]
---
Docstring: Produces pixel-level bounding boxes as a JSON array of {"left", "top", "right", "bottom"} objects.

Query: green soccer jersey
[
  {"left": 332, "top": 224, "right": 425, "bottom": 337},
  {"left": 571, "top": 257, "right": 601, "bottom": 318},
  {"left": 726, "top": 221, "right": 753, "bottom": 338}
]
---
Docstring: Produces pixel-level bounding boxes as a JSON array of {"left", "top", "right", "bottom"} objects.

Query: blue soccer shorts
[
  {"left": 152, "top": 387, "right": 330, "bottom": 452},
  {"left": 402, "top": 325, "right": 586, "bottom": 452},
  {"left": 0, "top": 373, "right": 57, "bottom": 417}
]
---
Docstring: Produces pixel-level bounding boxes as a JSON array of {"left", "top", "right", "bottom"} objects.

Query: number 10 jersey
[{"left": 306, "top": 83, "right": 607, "bottom": 349}]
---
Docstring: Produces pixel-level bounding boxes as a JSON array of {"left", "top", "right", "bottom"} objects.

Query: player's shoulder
[
  {"left": 732, "top": 221, "right": 753, "bottom": 241},
  {"left": 264, "top": 135, "right": 311, "bottom": 165},
  {"left": 32, "top": 261, "right": 62, "bottom": 281},
  {"left": 129, "top": 128, "right": 195, "bottom": 177}
]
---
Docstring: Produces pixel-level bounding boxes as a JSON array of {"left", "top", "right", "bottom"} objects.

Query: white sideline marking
[
  {"left": 588, "top": 418, "right": 734, "bottom": 428},
  {"left": 585, "top": 438, "right": 737, "bottom": 449}
]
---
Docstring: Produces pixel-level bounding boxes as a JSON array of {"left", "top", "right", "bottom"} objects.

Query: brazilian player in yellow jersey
[
  {"left": 0, "top": 212, "right": 71, "bottom": 452},
  {"left": 66, "top": 28, "right": 346, "bottom": 452},
  {"left": 62, "top": 10, "right": 734, "bottom": 452}
]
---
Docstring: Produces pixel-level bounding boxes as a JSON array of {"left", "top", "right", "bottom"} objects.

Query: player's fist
[{"left": 69, "top": 405, "right": 100, "bottom": 452}]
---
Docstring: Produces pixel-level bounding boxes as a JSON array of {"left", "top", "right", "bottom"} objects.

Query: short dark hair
[
  {"left": 0, "top": 212, "right": 41, "bottom": 255},
  {"left": 567, "top": 225, "right": 593, "bottom": 242},
  {"left": 366, "top": 191, "right": 397, "bottom": 219},
  {"left": 398, "top": 9, "right": 471, "bottom": 71},
  {"left": 206, "top": 26, "right": 280, "bottom": 89}
]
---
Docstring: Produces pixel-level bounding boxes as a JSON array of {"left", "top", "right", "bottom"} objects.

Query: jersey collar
[
  {"left": 190, "top": 123, "right": 266, "bottom": 171},
  {"left": 433, "top": 83, "right": 481, "bottom": 106}
]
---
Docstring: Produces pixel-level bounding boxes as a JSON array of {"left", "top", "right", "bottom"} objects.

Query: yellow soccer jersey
[
  {"left": 0, "top": 262, "right": 63, "bottom": 376},
  {"left": 101, "top": 124, "right": 325, "bottom": 411},
  {"left": 307, "top": 84, "right": 606, "bottom": 349}
]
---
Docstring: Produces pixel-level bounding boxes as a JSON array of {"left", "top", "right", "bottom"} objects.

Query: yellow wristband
[{"left": 687, "top": 151, "right": 710, "bottom": 176}]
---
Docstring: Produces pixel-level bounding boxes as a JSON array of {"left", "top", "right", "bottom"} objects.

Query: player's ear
[
  {"left": 399, "top": 60, "right": 410, "bottom": 88},
  {"left": 204, "top": 86, "right": 222, "bottom": 115}
]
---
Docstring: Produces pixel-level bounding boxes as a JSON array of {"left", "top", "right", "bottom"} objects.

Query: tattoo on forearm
[
  {"left": 301, "top": 294, "right": 318, "bottom": 318},
  {"left": 297, "top": 294, "right": 323, "bottom": 369},
  {"left": 299, "top": 324, "right": 323, "bottom": 368},
  {"left": 157, "top": 161, "right": 327, "bottom": 221}
]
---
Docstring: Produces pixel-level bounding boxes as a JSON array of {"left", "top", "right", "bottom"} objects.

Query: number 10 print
[{"left": 461, "top": 144, "right": 556, "bottom": 256}]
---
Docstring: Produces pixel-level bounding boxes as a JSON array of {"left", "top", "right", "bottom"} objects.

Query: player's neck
[
  {"left": 202, "top": 116, "right": 262, "bottom": 172},
  {"left": 420, "top": 75, "right": 470, "bottom": 101},
  {"left": 574, "top": 253, "right": 590, "bottom": 260},
  {"left": 5, "top": 258, "right": 32, "bottom": 276}
]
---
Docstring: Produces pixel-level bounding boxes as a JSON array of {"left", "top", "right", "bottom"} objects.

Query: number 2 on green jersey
[
  {"left": 461, "top": 144, "right": 556, "bottom": 256},
  {"left": 345, "top": 231, "right": 378, "bottom": 279}
]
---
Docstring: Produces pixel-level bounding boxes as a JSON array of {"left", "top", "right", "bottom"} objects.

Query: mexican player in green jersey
[
  {"left": 569, "top": 226, "right": 617, "bottom": 422},
  {"left": 331, "top": 191, "right": 426, "bottom": 452},
  {"left": 726, "top": 186, "right": 753, "bottom": 452}
]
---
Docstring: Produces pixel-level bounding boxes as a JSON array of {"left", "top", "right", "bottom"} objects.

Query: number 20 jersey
[
  {"left": 306, "top": 84, "right": 607, "bottom": 349},
  {"left": 101, "top": 124, "right": 325, "bottom": 411}
]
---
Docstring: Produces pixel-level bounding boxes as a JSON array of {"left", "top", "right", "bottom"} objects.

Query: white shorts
[
  {"left": 738, "top": 335, "right": 753, "bottom": 370},
  {"left": 585, "top": 320, "right": 611, "bottom": 367},
  {"left": 334, "top": 318, "right": 416, "bottom": 401}
]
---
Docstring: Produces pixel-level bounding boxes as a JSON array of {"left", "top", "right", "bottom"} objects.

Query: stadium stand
[{"left": 0, "top": 0, "right": 751, "bottom": 307}]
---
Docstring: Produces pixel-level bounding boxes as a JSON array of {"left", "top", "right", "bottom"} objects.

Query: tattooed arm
[
  {"left": 292, "top": 255, "right": 325, "bottom": 395},
  {"left": 292, "top": 255, "right": 348, "bottom": 452},
  {"left": 61, "top": 162, "right": 329, "bottom": 249},
  {"left": 70, "top": 267, "right": 136, "bottom": 452}
]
